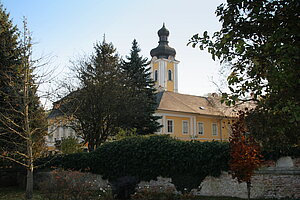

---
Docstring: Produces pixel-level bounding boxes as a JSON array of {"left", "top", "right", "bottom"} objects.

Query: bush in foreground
[{"left": 42, "top": 135, "right": 229, "bottom": 194}]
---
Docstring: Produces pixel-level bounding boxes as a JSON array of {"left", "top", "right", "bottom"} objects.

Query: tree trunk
[
  {"left": 247, "top": 181, "right": 251, "bottom": 200},
  {"left": 25, "top": 133, "right": 33, "bottom": 199},
  {"left": 25, "top": 167, "right": 33, "bottom": 199},
  {"left": 23, "top": 36, "right": 33, "bottom": 200}
]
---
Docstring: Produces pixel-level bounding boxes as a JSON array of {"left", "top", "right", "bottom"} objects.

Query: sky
[{"left": 2, "top": 0, "right": 226, "bottom": 107}]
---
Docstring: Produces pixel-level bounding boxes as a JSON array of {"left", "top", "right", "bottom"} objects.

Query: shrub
[
  {"left": 39, "top": 169, "right": 109, "bottom": 200},
  {"left": 60, "top": 137, "right": 83, "bottom": 154},
  {"left": 262, "top": 146, "right": 300, "bottom": 161},
  {"left": 110, "top": 176, "right": 139, "bottom": 200},
  {"left": 91, "top": 135, "right": 230, "bottom": 193},
  {"left": 36, "top": 152, "right": 91, "bottom": 171},
  {"left": 40, "top": 135, "right": 230, "bottom": 193}
]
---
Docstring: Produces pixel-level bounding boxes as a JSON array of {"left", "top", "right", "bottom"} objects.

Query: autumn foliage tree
[{"left": 229, "top": 110, "right": 263, "bottom": 200}]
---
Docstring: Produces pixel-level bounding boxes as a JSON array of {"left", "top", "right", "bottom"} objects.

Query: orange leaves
[{"left": 229, "top": 110, "right": 263, "bottom": 184}]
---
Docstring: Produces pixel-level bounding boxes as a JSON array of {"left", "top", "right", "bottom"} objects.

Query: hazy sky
[{"left": 2, "top": 0, "right": 226, "bottom": 104}]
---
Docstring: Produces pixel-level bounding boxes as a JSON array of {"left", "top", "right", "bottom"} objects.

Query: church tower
[{"left": 150, "top": 24, "right": 179, "bottom": 92}]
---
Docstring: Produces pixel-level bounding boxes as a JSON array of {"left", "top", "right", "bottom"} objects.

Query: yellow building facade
[
  {"left": 47, "top": 24, "right": 235, "bottom": 150},
  {"left": 150, "top": 24, "right": 234, "bottom": 141}
]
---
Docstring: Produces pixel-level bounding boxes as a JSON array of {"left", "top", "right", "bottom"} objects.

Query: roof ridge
[
  {"left": 204, "top": 96, "right": 228, "bottom": 116},
  {"left": 166, "top": 91, "right": 207, "bottom": 99},
  {"left": 167, "top": 92, "right": 200, "bottom": 113}
]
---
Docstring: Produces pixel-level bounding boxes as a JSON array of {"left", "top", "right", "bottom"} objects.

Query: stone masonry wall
[
  {"left": 136, "top": 157, "right": 300, "bottom": 199},
  {"left": 33, "top": 157, "right": 300, "bottom": 199},
  {"left": 193, "top": 170, "right": 300, "bottom": 199}
]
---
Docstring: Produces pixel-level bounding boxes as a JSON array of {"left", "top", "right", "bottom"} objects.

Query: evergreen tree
[
  {"left": 69, "top": 39, "right": 124, "bottom": 151},
  {"left": 0, "top": 4, "right": 23, "bottom": 153},
  {"left": 121, "top": 39, "right": 160, "bottom": 135}
]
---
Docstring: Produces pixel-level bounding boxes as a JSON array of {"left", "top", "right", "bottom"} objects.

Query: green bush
[
  {"left": 60, "top": 137, "right": 83, "bottom": 154},
  {"left": 92, "top": 135, "right": 229, "bottom": 192},
  {"left": 36, "top": 152, "right": 91, "bottom": 171},
  {"left": 262, "top": 146, "right": 300, "bottom": 161},
  {"left": 40, "top": 135, "right": 230, "bottom": 193}
]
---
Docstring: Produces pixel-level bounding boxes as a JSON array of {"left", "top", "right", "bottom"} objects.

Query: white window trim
[
  {"left": 212, "top": 123, "right": 218, "bottom": 136},
  {"left": 197, "top": 122, "right": 204, "bottom": 135},
  {"left": 167, "top": 119, "right": 174, "bottom": 134},
  {"left": 182, "top": 120, "right": 189, "bottom": 135}
]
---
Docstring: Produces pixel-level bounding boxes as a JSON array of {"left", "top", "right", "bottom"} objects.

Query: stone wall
[
  {"left": 32, "top": 157, "right": 300, "bottom": 199},
  {"left": 136, "top": 157, "right": 300, "bottom": 199},
  {"left": 193, "top": 170, "right": 300, "bottom": 199}
]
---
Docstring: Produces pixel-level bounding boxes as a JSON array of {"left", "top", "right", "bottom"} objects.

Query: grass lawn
[
  {"left": 0, "top": 187, "right": 295, "bottom": 200},
  {"left": 0, "top": 187, "right": 43, "bottom": 200}
]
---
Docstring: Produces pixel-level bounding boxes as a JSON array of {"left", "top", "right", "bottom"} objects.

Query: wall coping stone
[{"left": 256, "top": 167, "right": 300, "bottom": 175}]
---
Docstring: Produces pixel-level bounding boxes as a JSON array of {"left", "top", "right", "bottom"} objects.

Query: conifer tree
[
  {"left": 0, "top": 4, "right": 23, "bottom": 152},
  {"left": 121, "top": 39, "right": 160, "bottom": 135},
  {"left": 69, "top": 39, "right": 124, "bottom": 151}
]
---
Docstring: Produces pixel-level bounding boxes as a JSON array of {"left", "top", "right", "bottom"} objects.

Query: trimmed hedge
[
  {"left": 35, "top": 152, "right": 91, "bottom": 171},
  {"left": 25, "top": 135, "right": 300, "bottom": 192},
  {"left": 262, "top": 146, "right": 300, "bottom": 161},
  {"left": 41, "top": 135, "right": 229, "bottom": 192},
  {"left": 92, "top": 135, "right": 230, "bottom": 192}
]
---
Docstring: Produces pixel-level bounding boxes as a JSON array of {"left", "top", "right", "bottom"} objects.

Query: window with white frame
[
  {"left": 182, "top": 120, "right": 189, "bottom": 134},
  {"left": 212, "top": 123, "right": 218, "bottom": 136},
  {"left": 167, "top": 120, "right": 174, "bottom": 133},
  {"left": 197, "top": 122, "right": 204, "bottom": 135}
]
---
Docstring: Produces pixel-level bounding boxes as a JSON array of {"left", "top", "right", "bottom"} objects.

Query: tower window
[
  {"left": 168, "top": 70, "right": 172, "bottom": 81},
  {"left": 154, "top": 70, "right": 158, "bottom": 81}
]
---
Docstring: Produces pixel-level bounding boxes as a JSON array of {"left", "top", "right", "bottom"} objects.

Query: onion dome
[{"left": 150, "top": 23, "right": 176, "bottom": 59}]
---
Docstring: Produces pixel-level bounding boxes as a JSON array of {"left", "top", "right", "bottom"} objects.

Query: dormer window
[
  {"left": 168, "top": 70, "right": 172, "bottom": 81},
  {"left": 154, "top": 70, "right": 158, "bottom": 81}
]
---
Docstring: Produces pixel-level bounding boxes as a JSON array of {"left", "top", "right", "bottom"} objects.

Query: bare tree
[{"left": 0, "top": 18, "right": 48, "bottom": 200}]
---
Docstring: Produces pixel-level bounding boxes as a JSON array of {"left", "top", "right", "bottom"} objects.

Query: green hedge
[
  {"left": 35, "top": 152, "right": 91, "bottom": 171},
  {"left": 41, "top": 135, "right": 229, "bottom": 192},
  {"left": 262, "top": 146, "right": 300, "bottom": 161},
  {"left": 25, "top": 135, "right": 300, "bottom": 192}
]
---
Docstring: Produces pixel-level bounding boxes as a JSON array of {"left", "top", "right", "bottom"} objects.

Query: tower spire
[
  {"left": 150, "top": 24, "right": 176, "bottom": 59},
  {"left": 150, "top": 24, "right": 179, "bottom": 93}
]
